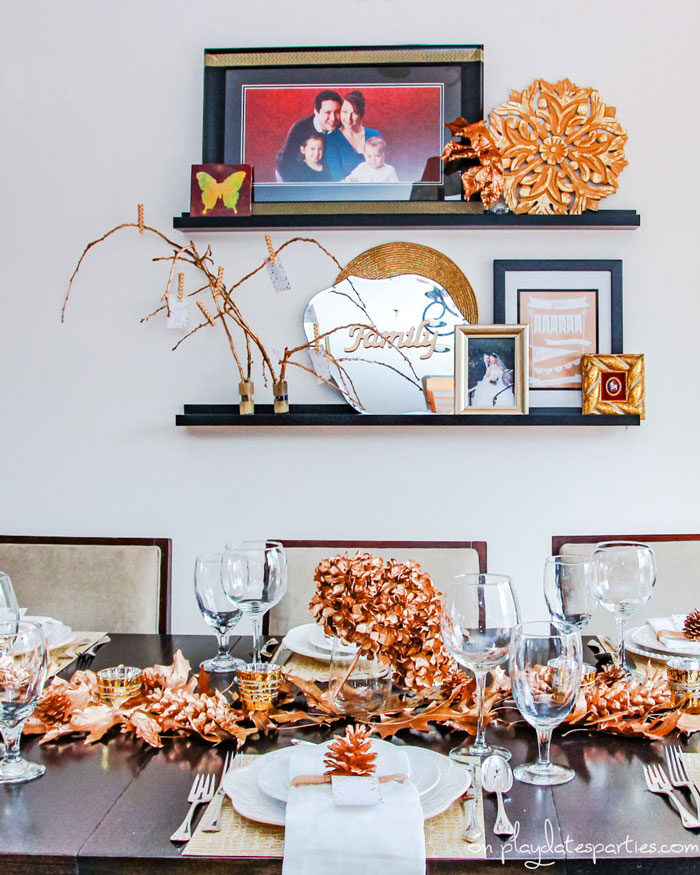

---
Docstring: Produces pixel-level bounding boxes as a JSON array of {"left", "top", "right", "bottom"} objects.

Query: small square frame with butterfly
[{"left": 190, "top": 164, "right": 252, "bottom": 217}]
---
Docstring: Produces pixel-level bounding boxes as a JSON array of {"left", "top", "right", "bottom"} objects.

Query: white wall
[{"left": 1, "top": 0, "right": 698, "bottom": 634}]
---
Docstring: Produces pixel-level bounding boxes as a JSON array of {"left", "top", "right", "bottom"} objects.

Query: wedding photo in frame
[
  {"left": 493, "top": 260, "right": 623, "bottom": 410},
  {"left": 454, "top": 325, "right": 529, "bottom": 415},
  {"left": 202, "top": 46, "right": 483, "bottom": 209}
]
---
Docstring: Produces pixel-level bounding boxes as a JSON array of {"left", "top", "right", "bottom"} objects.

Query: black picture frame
[
  {"left": 493, "top": 260, "right": 623, "bottom": 409},
  {"left": 202, "top": 45, "right": 483, "bottom": 212}
]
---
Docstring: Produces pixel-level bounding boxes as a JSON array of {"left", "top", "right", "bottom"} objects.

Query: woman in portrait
[
  {"left": 325, "top": 90, "right": 381, "bottom": 181},
  {"left": 471, "top": 353, "right": 515, "bottom": 407}
]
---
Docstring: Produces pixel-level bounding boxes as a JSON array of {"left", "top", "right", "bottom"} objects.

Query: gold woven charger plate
[
  {"left": 184, "top": 754, "right": 486, "bottom": 860},
  {"left": 334, "top": 242, "right": 478, "bottom": 324}
]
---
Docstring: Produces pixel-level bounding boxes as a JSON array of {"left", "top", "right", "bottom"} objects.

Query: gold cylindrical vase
[
  {"left": 273, "top": 380, "right": 289, "bottom": 414},
  {"left": 239, "top": 380, "right": 254, "bottom": 415}
]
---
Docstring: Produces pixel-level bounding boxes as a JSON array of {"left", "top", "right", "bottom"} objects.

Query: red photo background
[{"left": 242, "top": 84, "right": 443, "bottom": 183}]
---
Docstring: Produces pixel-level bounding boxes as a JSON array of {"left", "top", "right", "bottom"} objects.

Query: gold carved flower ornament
[{"left": 489, "top": 78, "right": 628, "bottom": 215}]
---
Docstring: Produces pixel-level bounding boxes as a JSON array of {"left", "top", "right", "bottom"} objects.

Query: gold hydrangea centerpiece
[
  {"left": 489, "top": 78, "right": 628, "bottom": 215},
  {"left": 309, "top": 552, "right": 456, "bottom": 690}
]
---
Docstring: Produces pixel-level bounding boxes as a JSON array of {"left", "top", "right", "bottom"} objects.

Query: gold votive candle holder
[
  {"left": 581, "top": 664, "right": 597, "bottom": 689},
  {"left": 667, "top": 657, "right": 700, "bottom": 714},
  {"left": 236, "top": 662, "right": 282, "bottom": 711},
  {"left": 96, "top": 665, "right": 143, "bottom": 703}
]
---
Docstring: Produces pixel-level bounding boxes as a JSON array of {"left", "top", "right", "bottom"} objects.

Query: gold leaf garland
[{"left": 489, "top": 78, "right": 628, "bottom": 215}]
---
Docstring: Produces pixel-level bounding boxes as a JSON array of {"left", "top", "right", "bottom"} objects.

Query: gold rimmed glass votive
[
  {"left": 236, "top": 662, "right": 282, "bottom": 711},
  {"left": 580, "top": 664, "right": 597, "bottom": 689},
  {"left": 96, "top": 665, "right": 143, "bottom": 703},
  {"left": 667, "top": 657, "right": 700, "bottom": 714}
]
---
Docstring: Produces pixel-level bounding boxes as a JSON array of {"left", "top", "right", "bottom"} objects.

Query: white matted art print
[{"left": 493, "top": 261, "right": 623, "bottom": 409}]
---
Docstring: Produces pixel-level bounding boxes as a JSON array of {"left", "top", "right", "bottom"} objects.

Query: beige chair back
[
  {"left": 0, "top": 537, "right": 171, "bottom": 633},
  {"left": 553, "top": 534, "right": 700, "bottom": 638},
  {"left": 268, "top": 540, "right": 486, "bottom": 635}
]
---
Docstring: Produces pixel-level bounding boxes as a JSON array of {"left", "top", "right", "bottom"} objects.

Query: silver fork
[
  {"left": 201, "top": 751, "right": 238, "bottom": 832},
  {"left": 170, "top": 773, "right": 216, "bottom": 842},
  {"left": 666, "top": 746, "right": 700, "bottom": 815},
  {"left": 643, "top": 764, "right": 700, "bottom": 829}
]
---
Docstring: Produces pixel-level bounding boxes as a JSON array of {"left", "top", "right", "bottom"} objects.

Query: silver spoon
[{"left": 481, "top": 755, "right": 515, "bottom": 836}]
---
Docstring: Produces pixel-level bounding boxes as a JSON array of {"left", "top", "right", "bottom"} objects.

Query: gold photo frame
[
  {"left": 454, "top": 325, "right": 529, "bottom": 415},
  {"left": 581, "top": 353, "right": 645, "bottom": 418}
]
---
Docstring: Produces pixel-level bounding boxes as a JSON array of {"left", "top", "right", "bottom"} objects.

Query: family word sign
[
  {"left": 303, "top": 274, "right": 470, "bottom": 414},
  {"left": 344, "top": 321, "right": 439, "bottom": 360}
]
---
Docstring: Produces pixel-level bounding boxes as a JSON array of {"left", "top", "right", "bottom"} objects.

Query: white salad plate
[
  {"left": 17, "top": 616, "right": 74, "bottom": 652},
  {"left": 223, "top": 745, "right": 470, "bottom": 827},
  {"left": 306, "top": 624, "right": 357, "bottom": 655},
  {"left": 255, "top": 739, "right": 441, "bottom": 803}
]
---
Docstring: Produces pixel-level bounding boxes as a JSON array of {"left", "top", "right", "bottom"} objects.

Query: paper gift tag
[
  {"left": 331, "top": 775, "right": 384, "bottom": 806},
  {"left": 267, "top": 258, "right": 291, "bottom": 292},
  {"left": 167, "top": 297, "right": 189, "bottom": 329}
]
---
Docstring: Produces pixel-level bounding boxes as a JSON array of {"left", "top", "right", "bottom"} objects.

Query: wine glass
[
  {"left": 194, "top": 554, "right": 244, "bottom": 673},
  {"left": 543, "top": 555, "right": 596, "bottom": 634},
  {"left": 591, "top": 541, "right": 656, "bottom": 675},
  {"left": 0, "top": 621, "right": 48, "bottom": 783},
  {"left": 222, "top": 540, "right": 287, "bottom": 664},
  {"left": 0, "top": 571, "right": 19, "bottom": 638},
  {"left": 509, "top": 621, "right": 583, "bottom": 785},
  {"left": 441, "top": 572, "right": 520, "bottom": 762}
]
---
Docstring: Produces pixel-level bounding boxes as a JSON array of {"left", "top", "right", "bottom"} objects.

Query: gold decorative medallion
[
  {"left": 581, "top": 354, "right": 644, "bottom": 417},
  {"left": 489, "top": 78, "right": 628, "bottom": 215}
]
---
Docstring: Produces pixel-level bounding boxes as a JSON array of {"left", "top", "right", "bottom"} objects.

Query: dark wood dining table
[{"left": 1, "top": 633, "right": 699, "bottom": 874}]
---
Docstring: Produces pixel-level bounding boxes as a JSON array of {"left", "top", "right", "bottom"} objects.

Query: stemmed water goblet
[
  {"left": 591, "top": 541, "right": 656, "bottom": 676},
  {"left": 441, "top": 572, "right": 520, "bottom": 762},
  {"left": 222, "top": 540, "right": 287, "bottom": 665},
  {"left": 0, "top": 621, "right": 48, "bottom": 783},
  {"left": 509, "top": 621, "right": 583, "bottom": 786},
  {"left": 194, "top": 554, "right": 244, "bottom": 673},
  {"left": 543, "top": 554, "right": 597, "bottom": 668},
  {"left": 0, "top": 571, "right": 19, "bottom": 639}
]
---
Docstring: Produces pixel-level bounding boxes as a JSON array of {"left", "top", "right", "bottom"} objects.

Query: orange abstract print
[{"left": 518, "top": 289, "right": 598, "bottom": 390}]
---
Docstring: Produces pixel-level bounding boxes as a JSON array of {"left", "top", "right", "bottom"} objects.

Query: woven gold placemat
[
  {"left": 685, "top": 752, "right": 700, "bottom": 787},
  {"left": 282, "top": 651, "right": 329, "bottom": 682},
  {"left": 48, "top": 632, "right": 109, "bottom": 678},
  {"left": 184, "top": 754, "right": 486, "bottom": 859}
]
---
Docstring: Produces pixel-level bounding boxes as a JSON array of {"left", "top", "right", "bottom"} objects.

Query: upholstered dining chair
[
  {"left": 266, "top": 539, "right": 487, "bottom": 635},
  {"left": 551, "top": 533, "right": 700, "bottom": 637},
  {"left": 0, "top": 536, "right": 172, "bottom": 633}
]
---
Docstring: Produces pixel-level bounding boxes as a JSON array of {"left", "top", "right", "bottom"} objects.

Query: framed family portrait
[
  {"left": 454, "top": 325, "right": 529, "bottom": 415},
  {"left": 202, "top": 45, "right": 483, "bottom": 208},
  {"left": 493, "top": 260, "right": 623, "bottom": 409}
]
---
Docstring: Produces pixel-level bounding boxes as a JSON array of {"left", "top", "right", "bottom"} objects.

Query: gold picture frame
[
  {"left": 581, "top": 354, "right": 645, "bottom": 418},
  {"left": 454, "top": 325, "right": 529, "bottom": 415}
]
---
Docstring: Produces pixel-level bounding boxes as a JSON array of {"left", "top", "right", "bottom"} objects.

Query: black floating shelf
[
  {"left": 173, "top": 209, "right": 640, "bottom": 232},
  {"left": 176, "top": 404, "right": 640, "bottom": 427}
]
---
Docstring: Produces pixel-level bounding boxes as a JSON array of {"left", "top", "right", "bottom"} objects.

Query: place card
[
  {"left": 167, "top": 297, "right": 189, "bottom": 329},
  {"left": 266, "top": 258, "right": 291, "bottom": 292},
  {"left": 331, "top": 775, "right": 384, "bottom": 806}
]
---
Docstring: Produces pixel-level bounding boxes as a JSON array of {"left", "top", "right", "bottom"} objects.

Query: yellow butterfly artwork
[{"left": 195, "top": 170, "right": 248, "bottom": 214}]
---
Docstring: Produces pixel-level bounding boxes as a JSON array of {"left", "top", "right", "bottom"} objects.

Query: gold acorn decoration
[
  {"left": 683, "top": 609, "right": 700, "bottom": 640},
  {"left": 323, "top": 725, "right": 377, "bottom": 776}
]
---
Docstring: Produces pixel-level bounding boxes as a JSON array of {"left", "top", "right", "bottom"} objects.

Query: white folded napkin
[
  {"left": 282, "top": 743, "right": 425, "bottom": 875},
  {"left": 647, "top": 616, "right": 700, "bottom": 655}
]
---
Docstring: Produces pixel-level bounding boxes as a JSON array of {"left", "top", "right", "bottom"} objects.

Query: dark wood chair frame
[
  {"left": 552, "top": 533, "right": 700, "bottom": 556},
  {"left": 264, "top": 539, "right": 487, "bottom": 634},
  {"left": 0, "top": 535, "right": 172, "bottom": 634}
]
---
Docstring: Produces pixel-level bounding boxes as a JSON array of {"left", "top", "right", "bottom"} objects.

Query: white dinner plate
[
  {"left": 306, "top": 624, "right": 357, "bottom": 655},
  {"left": 223, "top": 747, "right": 470, "bottom": 826},
  {"left": 18, "top": 617, "right": 74, "bottom": 652},
  {"left": 629, "top": 624, "right": 700, "bottom": 659},
  {"left": 255, "top": 740, "right": 441, "bottom": 803},
  {"left": 282, "top": 624, "right": 358, "bottom": 663}
]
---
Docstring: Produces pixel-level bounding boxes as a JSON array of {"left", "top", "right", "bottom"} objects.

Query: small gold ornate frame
[
  {"left": 581, "top": 353, "right": 645, "bottom": 418},
  {"left": 454, "top": 324, "right": 529, "bottom": 415}
]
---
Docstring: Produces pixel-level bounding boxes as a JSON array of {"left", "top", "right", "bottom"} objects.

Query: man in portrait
[{"left": 276, "top": 89, "right": 342, "bottom": 181}]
